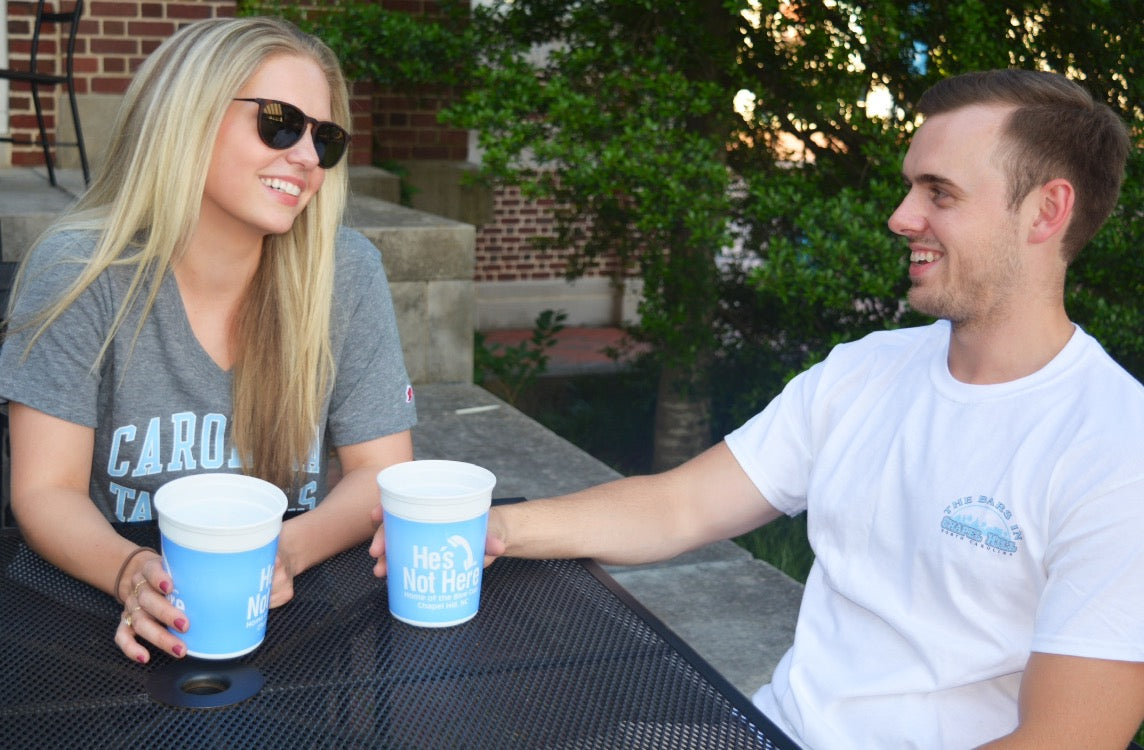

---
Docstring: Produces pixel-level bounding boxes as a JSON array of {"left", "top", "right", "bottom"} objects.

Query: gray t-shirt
[{"left": 0, "top": 227, "right": 417, "bottom": 521}]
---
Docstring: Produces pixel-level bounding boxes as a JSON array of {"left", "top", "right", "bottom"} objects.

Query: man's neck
[{"left": 946, "top": 306, "right": 1075, "bottom": 385}]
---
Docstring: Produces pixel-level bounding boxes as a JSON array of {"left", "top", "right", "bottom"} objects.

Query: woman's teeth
[{"left": 261, "top": 178, "right": 301, "bottom": 197}]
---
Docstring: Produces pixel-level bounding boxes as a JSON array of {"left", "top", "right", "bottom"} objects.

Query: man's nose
[{"left": 887, "top": 192, "right": 922, "bottom": 237}]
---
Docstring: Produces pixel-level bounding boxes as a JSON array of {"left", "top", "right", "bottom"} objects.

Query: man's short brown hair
[{"left": 917, "top": 69, "right": 1130, "bottom": 262}]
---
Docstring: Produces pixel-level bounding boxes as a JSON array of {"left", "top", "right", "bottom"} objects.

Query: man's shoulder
[
  {"left": 1070, "top": 328, "right": 1144, "bottom": 424},
  {"left": 825, "top": 322, "right": 945, "bottom": 368},
  {"left": 1074, "top": 327, "right": 1144, "bottom": 387},
  {"left": 785, "top": 323, "right": 944, "bottom": 403},
  {"left": 846, "top": 321, "right": 944, "bottom": 347}
]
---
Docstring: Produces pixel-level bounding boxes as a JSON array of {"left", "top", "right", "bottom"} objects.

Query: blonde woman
[{"left": 0, "top": 17, "right": 416, "bottom": 663}]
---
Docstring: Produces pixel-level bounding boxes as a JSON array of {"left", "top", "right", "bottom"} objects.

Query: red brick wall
[
  {"left": 373, "top": 87, "right": 467, "bottom": 162},
  {"left": 1, "top": 0, "right": 464, "bottom": 176},
  {"left": 230, "top": 0, "right": 469, "bottom": 165},
  {"left": 3, "top": 0, "right": 382, "bottom": 165},
  {"left": 475, "top": 184, "right": 620, "bottom": 283},
  {"left": 3, "top": 0, "right": 237, "bottom": 167},
  {"left": 80, "top": 1, "right": 236, "bottom": 94},
  {"left": 3, "top": 0, "right": 602, "bottom": 287},
  {"left": 362, "top": 0, "right": 468, "bottom": 163}
]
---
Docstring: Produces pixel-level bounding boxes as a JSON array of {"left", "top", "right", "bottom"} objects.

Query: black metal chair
[{"left": 0, "top": 0, "right": 90, "bottom": 187}]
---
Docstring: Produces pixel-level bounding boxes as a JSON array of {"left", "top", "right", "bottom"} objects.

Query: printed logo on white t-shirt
[{"left": 940, "top": 495, "right": 1023, "bottom": 555}]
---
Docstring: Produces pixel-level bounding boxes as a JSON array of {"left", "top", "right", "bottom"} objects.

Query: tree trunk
[{"left": 651, "top": 357, "right": 712, "bottom": 472}]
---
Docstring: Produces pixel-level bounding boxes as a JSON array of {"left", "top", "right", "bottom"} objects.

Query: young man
[{"left": 374, "top": 69, "right": 1144, "bottom": 749}]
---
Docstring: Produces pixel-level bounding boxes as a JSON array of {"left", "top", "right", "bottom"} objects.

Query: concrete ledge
[
  {"left": 477, "top": 277, "right": 643, "bottom": 330},
  {"left": 346, "top": 193, "right": 475, "bottom": 282},
  {"left": 607, "top": 544, "right": 803, "bottom": 695},
  {"left": 398, "top": 160, "right": 494, "bottom": 228},
  {"left": 414, "top": 381, "right": 803, "bottom": 698},
  {"left": 411, "top": 382, "right": 621, "bottom": 497},
  {"left": 349, "top": 166, "right": 401, "bottom": 205},
  {"left": 0, "top": 168, "right": 476, "bottom": 386},
  {"left": 346, "top": 194, "right": 476, "bottom": 384}
]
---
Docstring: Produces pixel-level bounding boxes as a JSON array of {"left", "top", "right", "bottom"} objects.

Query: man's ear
[{"left": 1027, "top": 178, "right": 1075, "bottom": 245}]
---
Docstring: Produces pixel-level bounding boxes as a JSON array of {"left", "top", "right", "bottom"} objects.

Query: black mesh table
[{"left": 1, "top": 515, "right": 798, "bottom": 749}]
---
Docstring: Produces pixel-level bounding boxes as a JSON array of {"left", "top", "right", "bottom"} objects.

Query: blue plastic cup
[
  {"left": 154, "top": 474, "right": 287, "bottom": 659},
  {"left": 378, "top": 460, "right": 497, "bottom": 627}
]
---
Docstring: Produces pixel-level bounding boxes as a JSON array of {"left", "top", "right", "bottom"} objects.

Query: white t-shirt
[{"left": 725, "top": 321, "right": 1144, "bottom": 749}]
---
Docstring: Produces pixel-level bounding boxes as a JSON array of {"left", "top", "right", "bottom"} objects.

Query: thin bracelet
[{"left": 113, "top": 546, "right": 157, "bottom": 604}]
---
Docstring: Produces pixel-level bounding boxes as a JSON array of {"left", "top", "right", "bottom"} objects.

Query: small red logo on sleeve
[{"left": 405, "top": 384, "right": 414, "bottom": 403}]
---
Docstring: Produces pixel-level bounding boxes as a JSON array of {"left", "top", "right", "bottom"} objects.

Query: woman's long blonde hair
[{"left": 15, "top": 16, "right": 351, "bottom": 489}]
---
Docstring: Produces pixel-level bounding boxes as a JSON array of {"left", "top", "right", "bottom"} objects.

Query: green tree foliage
[
  {"left": 448, "top": 0, "right": 745, "bottom": 469},
  {"left": 251, "top": 0, "right": 747, "bottom": 468},
  {"left": 248, "top": 0, "right": 1143, "bottom": 435},
  {"left": 241, "top": 0, "right": 471, "bottom": 88},
  {"left": 454, "top": 1, "right": 738, "bottom": 368},
  {"left": 717, "top": 0, "right": 1144, "bottom": 428},
  {"left": 474, "top": 309, "right": 567, "bottom": 406}
]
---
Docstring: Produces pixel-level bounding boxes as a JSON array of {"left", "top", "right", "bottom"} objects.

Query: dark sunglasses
[{"left": 233, "top": 97, "right": 350, "bottom": 169}]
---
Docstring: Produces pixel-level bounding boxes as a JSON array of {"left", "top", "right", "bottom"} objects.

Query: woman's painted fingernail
[
  {"left": 174, "top": 618, "right": 188, "bottom": 631},
  {"left": 159, "top": 581, "right": 170, "bottom": 594},
  {"left": 136, "top": 654, "right": 147, "bottom": 664},
  {"left": 173, "top": 644, "right": 185, "bottom": 657}
]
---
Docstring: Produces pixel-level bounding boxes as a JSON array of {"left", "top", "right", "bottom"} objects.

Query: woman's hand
[
  {"left": 368, "top": 503, "right": 389, "bottom": 577},
  {"left": 112, "top": 538, "right": 299, "bottom": 664},
  {"left": 269, "top": 553, "right": 297, "bottom": 608},
  {"left": 112, "top": 550, "right": 189, "bottom": 664}
]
